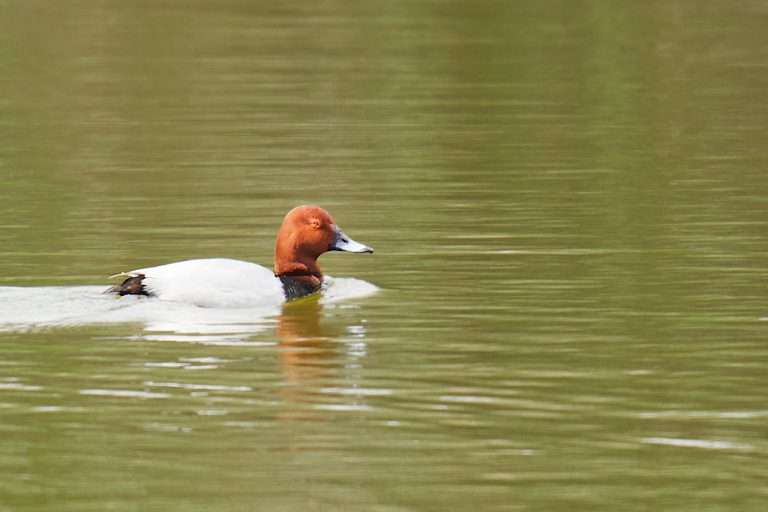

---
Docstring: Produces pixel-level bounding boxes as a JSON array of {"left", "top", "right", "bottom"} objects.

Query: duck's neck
[
  {"left": 274, "top": 242, "right": 323, "bottom": 277},
  {"left": 274, "top": 240, "right": 324, "bottom": 300},
  {"left": 274, "top": 259, "right": 321, "bottom": 279},
  {"left": 274, "top": 256, "right": 323, "bottom": 300}
]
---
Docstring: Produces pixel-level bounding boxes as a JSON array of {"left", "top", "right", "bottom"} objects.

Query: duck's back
[{"left": 133, "top": 258, "right": 284, "bottom": 308}]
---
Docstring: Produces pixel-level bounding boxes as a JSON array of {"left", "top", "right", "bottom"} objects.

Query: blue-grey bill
[{"left": 330, "top": 226, "right": 373, "bottom": 253}]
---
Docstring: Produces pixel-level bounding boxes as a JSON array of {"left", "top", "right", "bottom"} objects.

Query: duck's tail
[{"left": 104, "top": 274, "right": 149, "bottom": 296}]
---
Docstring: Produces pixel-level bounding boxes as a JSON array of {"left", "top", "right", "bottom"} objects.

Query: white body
[{"left": 120, "top": 258, "right": 286, "bottom": 308}]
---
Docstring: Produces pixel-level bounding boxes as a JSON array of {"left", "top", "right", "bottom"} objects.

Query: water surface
[{"left": 1, "top": 1, "right": 767, "bottom": 511}]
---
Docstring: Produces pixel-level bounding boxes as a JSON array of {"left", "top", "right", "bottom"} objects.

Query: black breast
[{"left": 278, "top": 275, "right": 322, "bottom": 300}]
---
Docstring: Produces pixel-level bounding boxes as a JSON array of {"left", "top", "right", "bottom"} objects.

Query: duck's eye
[{"left": 309, "top": 218, "right": 322, "bottom": 229}]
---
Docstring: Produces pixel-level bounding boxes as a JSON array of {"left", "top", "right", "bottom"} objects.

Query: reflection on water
[
  {"left": 278, "top": 300, "right": 333, "bottom": 385},
  {"left": 277, "top": 299, "right": 371, "bottom": 419},
  {"left": 1, "top": 0, "right": 767, "bottom": 511},
  {"left": 0, "top": 282, "right": 378, "bottom": 419}
]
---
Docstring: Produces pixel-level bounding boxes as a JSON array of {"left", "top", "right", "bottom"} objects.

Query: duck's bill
[{"left": 330, "top": 226, "right": 374, "bottom": 253}]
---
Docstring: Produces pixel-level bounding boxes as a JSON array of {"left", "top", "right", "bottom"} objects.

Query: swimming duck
[{"left": 106, "top": 205, "right": 373, "bottom": 307}]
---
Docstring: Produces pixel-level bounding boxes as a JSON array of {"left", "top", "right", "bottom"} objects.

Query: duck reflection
[{"left": 276, "top": 297, "right": 354, "bottom": 420}]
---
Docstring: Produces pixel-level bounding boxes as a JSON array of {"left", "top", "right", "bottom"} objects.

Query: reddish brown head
[{"left": 274, "top": 205, "right": 373, "bottom": 280}]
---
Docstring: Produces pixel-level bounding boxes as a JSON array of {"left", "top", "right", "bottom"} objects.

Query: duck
[{"left": 106, "top": 205, "right": 373, "bottom": 307}]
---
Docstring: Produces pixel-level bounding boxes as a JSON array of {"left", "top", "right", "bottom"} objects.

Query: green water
[{"left": 1, "top": 1, "right": 767, "bottom": 511}]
